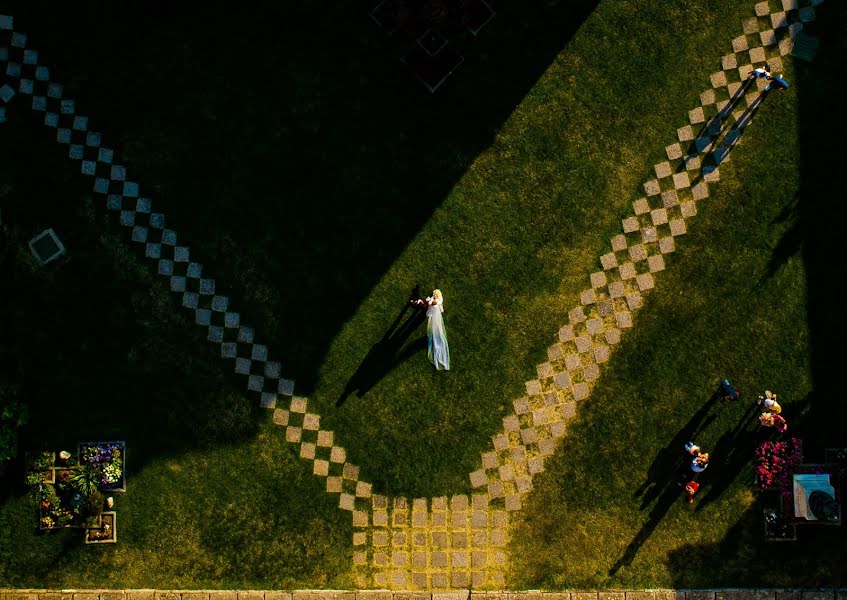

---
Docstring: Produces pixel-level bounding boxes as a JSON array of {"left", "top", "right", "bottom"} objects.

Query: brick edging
[{"left": 1, "top": 589, "right": 846, "bottom": 600}]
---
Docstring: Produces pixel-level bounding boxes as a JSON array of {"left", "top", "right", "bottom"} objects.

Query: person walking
[
  {"left": 684, "top": 441, "right": 710, "bottom": 473},
  {"left": 425, "top": 289, "right": 450, "bottom": 371},
  {"left": 765, "top": 73, "right": 790, "bottom": 91},
  {"left": 750, "top": 65, "right": 771, "bottom": 80},
  {"left": 759, "top": 412, "right": 788, "bottom": 432}
]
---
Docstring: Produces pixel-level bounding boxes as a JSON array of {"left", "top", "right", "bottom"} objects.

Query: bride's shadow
[{"left": 336, "top": 286, "right": 428, "bottom": 406}]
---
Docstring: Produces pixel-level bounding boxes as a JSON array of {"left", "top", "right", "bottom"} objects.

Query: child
[
  {"left": 683, "top": 481, "right": 700, "bottom": 504},
  {"left": 759, "top": 412, "right": 788, "bottom": 432},
  {"left": 757, "top": 390, "right": 781, "bottom": 414},
  {"left": 765, "top": 74, "right": 790, "bottom": 91},
  {"left": 749, "top": 65, "right": 770, "bottom": 79}
]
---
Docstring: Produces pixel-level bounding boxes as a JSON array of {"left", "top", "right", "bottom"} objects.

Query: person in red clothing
[{"left": 683, "top": 481, "right": 700, "bottom": 504}]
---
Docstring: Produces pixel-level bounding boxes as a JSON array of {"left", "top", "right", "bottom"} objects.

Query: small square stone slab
[
  {"left": 157, "top": 258, "right": 174, "bottom": 275},
  {"left": 525, "top": 379, "right": 542, "bottom": 395},
  {"left": 661, "top": 189, "right": 679, "bottom": 207},
  {"left": 738, "top": 63, "right": 754, "bottom": 79},
  {"left": 5, "top": 62, "right": 22, "bottom": 78},
  {"left": 670, "top": 218, "right": 687, "bottom": 236},
  {"left": 629, "top": 244, "right": 647, "bottom": 262},
  {"left": 145, "top": 242, "right": 161, "bottom": 258},
  {"left": 615, "top": 311, "right": 633, "bottom": 329},
  {"left": 703, "top": 165, "right": 721, "bottom": 183},
  {"left": 514, "top": 396, "right": 530, "bottom": 414},
  {"left": 18, "top": 78, "right": 34, "bottom": 95},
  {"left": 170, "top": 275, "right": 187, "bottom": 292},
  {"left": 647, "top": 254, "right": 666, "bottom": 273},
  {"left": 161, "top": 229, "right": 177, "bottom": 245},
  {"left": 643, "top": 179, "right": 661, "bottom": 196},
  {"left": 732, "top": 35, "right": 749, "bottom": 52},
  {"left": 575, "top": 335, "right": 592, "bottom": 353},
  {"left": 689, "top": 106, "right": 705, "bottom": 124},
  {"left": 651, "top": 207, "right": 668, "bottom": 225},
  {"left": 710, "top": 71, "right": 727, "bottom": 88},
  {"left": 594, "top": 345, "right": 610, "bottom": 363},
  {"left": 619, "top": 262, "right": 637, "bottom": 280},
  {"left": 605, "top": 328, "right": 621, "bottom": 345},
  {"left": 199, "top": 278, "right": 215, "bottom": 295},
  {"left": 665, "top": 144, "right": 683, "bottom": 163},
  {"left": 684, "top": 155, "right": 702, "bottom": 171},
  {"left": 212, "top": 294, "right": 229, "bottom": 312},
  {"left": 273, "top": 408, "right": 289, "bottom": 426},
  {"left": 221, "top": 342, "right": 237, "bottom": 358},
  {"left": 673, "top": 172, "right": 690, "bottom": 189},
  {"left": 290, "top": 396, "right": 308, "bottom": 413},
  {"left": 98, "top": 149, "right": 115, "bottom": 165},
  {"left": 207, "top": 325, "right": 224, "bottom": 343},
  {"left": 554, "top": 371, "right": 572, "bottom": 390},
  {"left": 537, "top": 362, "right": 554, "bottom": 379},
  {"left": 743, "top": 17, "right": 760, "bottom": 34},
  {"left": 700, "top": 89, "right": 716, "bottom": 106},
  {"left": 721, "top": 54, "right": 738, "bottom": 70},
  {"left": 590, "top": 271, "right": 607, "bottom": 288},
  {"left": 760, "top": 29, "right": 777, "bottom": 46},
  {"left": 771, "top": 11, "right": 788, "bottom": 29},
  {"left": 583, "top": 363, "right": 600, "bottom": 382},
  {"left": 622, "top": 216, "right": 639, "bottom": 233},
  {"left": 749, "top": 46, "right": 767, "bottom": 63},
  {"left": 44, "top": 112, "right": 60, "bottom": 127},
  {"left": 601, "top": 252, "right": 618, "bottom": 270},
  {"left": 598, "top": 299, "right": 614, "bottom": 317},
  {"left": 564, "top": 353, "right": 581, "bottom": 371},
  {"left": 782, "top": 0, "right": 798, "bottom": 9},
  {"left": 499, "top": 463, "right": 515, "bottom": 481},
  {"left": 68, "top": 144, "right": 85, "bottom": 160},
  {"left": 676, "top": 125, "right": 696, "bottom": 142},
  {"left": 86, "top": 131, "right": 102, "bottom": 146},
  {"left": 659, "top": 236, "right": 676, "bottom": 254},
  {"left": 80, "top": 160, "right": 97, "bottom": 176},
  {"left": 224, "top": 311, "right": 241, "bottom": 328},
  {"left": 580, "top": 288, "right": 597, "bottom": 305},
  {"left": 586, "top": 317, "right": 603, "bottom": 335},
  {"left": 608, "top": 281, "right": 625, "bottom": 298},
  {"left": 692, "top": 181, "right": 709, "bottom": 200},
  {"left": 654, "top": 162, "right": 672, "bottom": 179},
  {"left": 548, "top": 343, "right": 564, "bottom": 360},
  {"left": 799, "top": 6, "right": 815, "bottom": 23},
  {"left": 238, "top": 325, "right": 255, "bottom": 343},
  {"left": 0, "top": 15, "right": 13, "bottom": 29},
  {"left": 569, "top": 306, "right": 586, "bottom": 324},
  {"left": 611, "top": 234, "right": 627, "bottom": 251},
  {"left": 755, "top": 1, "right": 771, "bottom": 16},
  {"left": 10, "top": 31, "right": 27, "bottom": 47},
  {"left": 330, "top": 446, "right": 346, "bottom": 463},
  {"left": 633, "top": 197, "right": 650, "bottom": 215},
  {"left": 626, "top": 292, "right": 643, "bottom": 311},
  {"left": 680, "top": 200, "right": 698, "bottom": 218},
  {"left": 235, "top": 357, "right": 252, "bottom": 375},
  {"left": 767, "top": 56, "right": 783, "bottom": 72},
  {"left": 558, "top": 324, "right": 575, "bottom": 342},
  {"left": 636, "top": 272, "right": 655, "bottom": 291},
  {"left": 573, "top": 382, "right": 589, "bottom": 401},
  {"left": 278, "top": 378, "right": 295, "bottom": 395},
  {"left": 641, "top": 226, "right": 658, "bottom": 244}
]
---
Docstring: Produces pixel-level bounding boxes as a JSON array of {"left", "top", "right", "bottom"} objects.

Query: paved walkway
[
  {"left": 0, "top": 0, "right": 824, "bottom": 590},
  {"left": 1, "top": 590, "right": 845, "bottom": 600}
]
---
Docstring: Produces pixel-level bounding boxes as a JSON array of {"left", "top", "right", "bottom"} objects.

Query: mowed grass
[{"left": 1, "top": 0, "right": 845, "bottom": 589}]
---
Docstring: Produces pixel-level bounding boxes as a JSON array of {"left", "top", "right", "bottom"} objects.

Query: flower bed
[
  {"left": 84, "top": 511, "right": 117, "bottom": 544},
  {"left": 756, "top": 437, "right": 803, "bottom": 494},
  {"left": 78, "top": 441, "right": 126, "bottom": 492}
]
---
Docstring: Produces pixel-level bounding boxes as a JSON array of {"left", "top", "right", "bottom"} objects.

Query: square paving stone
[
  {"left": 488, "top": 480, "right": 505, "bottom": 498},
  {"left": 526, "top": 379, "right": 542, "bottom": 395},
  {"left": 18, "top": 78, "right": 34, "bottom": 94},
  {"left": 590, "top": 271, "right": 608, "bottom": 288},
  {"left": 704, "top": 165, "right": 721, "bottom": 182},
  {"left": 547, "top": 343, "right": 564, "bottom": 360},
  {"left": 330, "top": 446, "right": 346, "bottom": 463},
  {"left": 743, "top": 16, "right": 760, "bottom": 34},
  {"left": 721, "top": 53, "right": 738, "bottom": 70},
  {"left": 608, "top": 281, "right": 625, "bottom": 298},
  {"left": 659, "top": 236, "right": 676, "bottom": 254},
  {"left": 689, "top": 106, "right": 705, "bottom": 124},
  {"left": 326, "top": 476, "right": 342, "bottom": 492},
  {"left": 565, "top": 353, "right": 582, "bottom": 371},
  {"left": 666, "top": 143, "right": 683, "bottom": 160},
  {"left": 594, "top": 345, "right": 610, "bottom": 363},
  {"left": 629, "top": 244, "right": 647, "bottom": 262},
  {"left": 732, "top": 35, "right": 749, "bottom": 52},
  {"left": 514, "top": 396, "right": 530, "bottom": 413},
  {"left": 662, "top": 189, "right": 679, "bottom": 207},
  {"left": 710, "top": 71, "right": 728, "bottom": 88},
  {"left": 651, "top": 207, "right": 669, "bottom": 225},
  {"left": 760, "top": 29, "right": 777, "bottom": 46},
  {"left": 580, "top": 288, "right": 597, "bottom": 305},
  {"left": 685, "top": 155, "right": 702, "bottom": 171},
  {"left": 569, "top": 306, "right": 586, "bottom": 323},
  {"left": 499, "top": 463, "right": 515, "bottom": 481},
  {"left": 583, "top": 363, "right": 600, "bottom": 381},
  {"left": 670, "top": 218, "right": 687, "bottom": 236},
  {"left": 520, "top": 427, "right": 537, "bottom": 444},
  {"left": 622, "top": 216, "right": 639, "bottom": 233},
  {"left": 641, "top": 224, "right": 658, "bottom": 242},
  {"left": 601, "top": 252, "right": 618, "bottom": 270},
  {"left": 700, "top": 89, "right": 716, "bottom": 106},
  {"left": 636, "top": 272, "right": 655, "bottom": 291},
  {"left": 633, "top": 197, "right": 650, "bottom": 215},
  {"left": 654, "top": 161, "right": 672, "bottom": 178},
  {"left": 505, "top": 494, "right": 522, "bottom": 511},
  {"left": 739, "top": 63, "right": 754, "bottom": 79},
  {"left": 605, "top": 328, "right": 621, "bottom": 345},
  {"left": 554, "top": 372, "right": 571, "bottom": 389},
  {"left": 616, "top": 311, "right": 633, "bottom": 328},
  {"left": 611, "top": 233, "right": 628, "bottom": 251},
  {"left": 619, "top": 262, "right": 637, "bottom": 280},
  {"left": 626, "top": 292, "right": 644, "bottom": 311},
  {"left": 575, "top": 335, "right": 592, "bottom": 353},
  {"left": 673, "top": 172, "right": 690, "bottom": 189},
  {"left": 643, "top": 178, "right": 661, "bottom": 196},
  {"left": 573, "top": 382, "right": 590, "bottom": 400},
  {"left": 559, "top": 324, "right": 575, "bottom": 342},
  {"left": 755, "top": 1, "right": 771, "bottom": 16},
  {"left": 681, "top": 200, "right": 698, "bottom": 218},
  {"left": 598, "top": 299, "right": 614, "bottom": 316},
  {"left": 771, "top": 11, "right": 788, "bottom": 28},
  {"left": 750, "top": 46, "right": 767, "bottom": 63},
  {"left": 503, "top": 414, "right": 520, "bottom": 432},
  {"left": 247, "top": 373, "right": 264, "bottom": 391},
  {"left": 782, "top": 0, "right": 798, "bottom": 8},
  {"left": 647, "top": 254, "right": 666, "bottom": 273},
  {"left": 586, "top": 317, "right": 603, "bottom": 334}
]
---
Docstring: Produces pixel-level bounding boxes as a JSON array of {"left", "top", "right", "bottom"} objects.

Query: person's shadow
[{"left": 336, "top": 286, "right": 429, "bottom": 406}]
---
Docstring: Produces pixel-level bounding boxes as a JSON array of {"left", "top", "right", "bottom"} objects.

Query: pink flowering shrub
[{"left": 756, "top": 437, "right": 803, "bottom": 493}]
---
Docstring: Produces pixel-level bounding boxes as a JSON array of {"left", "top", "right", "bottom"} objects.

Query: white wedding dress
[{"left": 426, "top": 297, "right": 450, "bottom": 371}]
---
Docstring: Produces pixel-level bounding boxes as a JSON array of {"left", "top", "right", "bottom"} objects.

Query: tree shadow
[
  {"left": 336, "top": 286, "right": 428, "bottom": 406},
  {"left": 668, "top": 2, "right": 847, "bottom": 587},
  {"left": 0, "top": 0, "right": 601, "bottom": 489}
]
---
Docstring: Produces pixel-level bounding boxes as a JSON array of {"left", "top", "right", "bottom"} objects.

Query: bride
[{"left": 425, "top": 289, "right": 450, "bottom": 371}]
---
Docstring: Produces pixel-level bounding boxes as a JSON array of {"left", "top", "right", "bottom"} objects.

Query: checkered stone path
[{"left": 0, "top": 1, "right": 824, "bottom": 590}]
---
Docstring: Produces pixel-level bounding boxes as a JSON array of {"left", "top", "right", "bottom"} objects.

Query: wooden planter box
[
  {"left": 84, "top": 512, "right": 117, "bottom": 544},
  {"left": 78, "top": 441, "right": 127, "bottom": 492}
]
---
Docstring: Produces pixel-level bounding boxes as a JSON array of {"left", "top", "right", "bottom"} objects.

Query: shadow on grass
[
  {"left": 336, "top": 286, "right": 428, "bottom": 406},
  {"left": 668, "top": 3, "right": 847, "bottom": 587},
  {"left": 0, "top": 0, "right": 601, "bottom": 392},
  {"left": 0, "top": 1, "right": 600, "bottom": 499}
]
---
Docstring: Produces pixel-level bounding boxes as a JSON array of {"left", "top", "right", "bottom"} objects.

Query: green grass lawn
[{"left": 2, "top": 0, "right": 846, "bottom": 589}]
